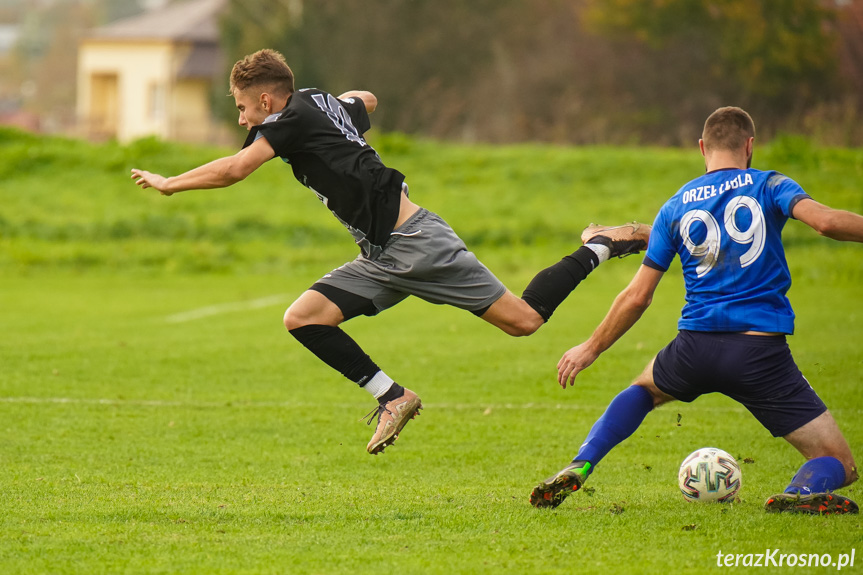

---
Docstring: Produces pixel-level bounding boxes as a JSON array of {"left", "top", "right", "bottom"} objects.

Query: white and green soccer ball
[{"left": 678, "top": 447, "right": 742, "bottom": 503}]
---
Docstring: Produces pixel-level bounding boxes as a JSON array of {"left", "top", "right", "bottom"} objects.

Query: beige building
[{"left": 76, "top": 0, "right": 230, "bottom": 143}]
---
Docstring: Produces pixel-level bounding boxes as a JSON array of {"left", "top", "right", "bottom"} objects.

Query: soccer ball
[{"left": 678, "top": 447, "right": 742, "bottom": 503}]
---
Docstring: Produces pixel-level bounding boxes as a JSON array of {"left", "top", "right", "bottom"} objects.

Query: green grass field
[{"left": 1, "top": 128, "right": 861, "bottom": 574}]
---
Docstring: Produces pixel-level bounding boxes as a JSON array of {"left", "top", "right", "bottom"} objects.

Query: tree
[
  {"left": 582, "top": 0, "right": 840, "bottom": 134},
  {"left": 215, "top": 0, "right": 856, "bottom": 144}
]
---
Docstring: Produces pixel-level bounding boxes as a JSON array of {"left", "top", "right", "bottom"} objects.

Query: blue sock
[
  {"left": 783, "top": 456, "right": 846, "bottom": 495},
  {"left": 574, "top": 385, "right": 654, "bottom": 469}
]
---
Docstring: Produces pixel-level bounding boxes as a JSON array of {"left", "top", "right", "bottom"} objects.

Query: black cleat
[
  {"left": 764, "top": 492, "right": 859, "bottom": 515},
  {"left": 529, "top": 461, "right": 592, "bottom": 509}
]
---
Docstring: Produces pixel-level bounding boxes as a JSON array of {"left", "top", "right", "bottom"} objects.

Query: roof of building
[{"left": 86, "top": 0, "right": 226, "bottom": 43}]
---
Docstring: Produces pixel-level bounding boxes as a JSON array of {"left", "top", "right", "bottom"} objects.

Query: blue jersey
[{"left": 644, "top": 168, "right": 810, "bottom": 334}]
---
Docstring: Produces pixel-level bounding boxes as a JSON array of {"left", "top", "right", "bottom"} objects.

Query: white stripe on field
[
  {"left": 165, "top": 294, "right": 293, "bottom": 323},
  {"left": 0, "top": 396, "right": 593, "bottom": 410},
  {"left": 3, "top": 397, "right": 859, "bottom": 416},
  {"left": 0, "top": 395, "right": 808, "bottom": 414}
]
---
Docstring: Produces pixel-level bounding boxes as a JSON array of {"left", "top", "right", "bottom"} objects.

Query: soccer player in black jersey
[{"left": 132, "top": 49, "right": 650, "bottom": 454}]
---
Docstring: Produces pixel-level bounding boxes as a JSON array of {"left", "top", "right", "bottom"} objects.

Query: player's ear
[
  {"left": 698, "top": 139, "right": 706, "bottom": 157},
  {"left": 259, "top": 92, "right": 270, "bottom": 113}
]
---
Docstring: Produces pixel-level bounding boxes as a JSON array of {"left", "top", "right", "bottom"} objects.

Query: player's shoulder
[
  {"left": 762, "top": 170, "right": 797, "bottom": 190},
  {"left": 284, "top": 88, "right": 333, "bottom": 119},
  {"left": 294, "top": 87, "right": 360, "bottom": 109},
  {"left": 744, "top": 169, "right": 805, "bottom": 200},
  {"left": 737, "top": 167, "right": 795, "bottom": 186},
  {"left": 291, "top": 87, "right": 329, "bottom": 104},
  {"left": 672, "top": 168, "right": 792, "bottom": 197},
  {"left": 261, "top": 111, "right": 283, "bottom": 125}
]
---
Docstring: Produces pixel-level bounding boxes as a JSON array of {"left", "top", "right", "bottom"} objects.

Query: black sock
[
  {"left": 378, "top": 383, "right": 405, "bottom": 404},
  {"left": 521, "top": 246, "right": 599, "bottom": 321},
  {"left": 289, "top": 324, "right": 380, "bottom": 386}
]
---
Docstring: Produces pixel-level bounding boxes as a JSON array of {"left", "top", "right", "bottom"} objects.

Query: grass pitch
[{"left": 1, "top": 129, "right": 861, "bottom": 573}]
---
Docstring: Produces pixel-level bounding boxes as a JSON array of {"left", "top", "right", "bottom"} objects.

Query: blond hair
[{"left": 229, "top": 49, "right": 294, "bottom": 96}]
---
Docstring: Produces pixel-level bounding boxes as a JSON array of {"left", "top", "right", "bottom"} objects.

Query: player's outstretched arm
[
  {"left": 130, "top": 137, "right": 275, "bottom": 196},
  {"left": 793, "top": 198, "right": 863, "bottom": 243},
  {"left": 557, "top": 265, "right": 663, "bottom": 389},
  {"left": 338, "top": 91, "right": 377, "bottom": 113}
]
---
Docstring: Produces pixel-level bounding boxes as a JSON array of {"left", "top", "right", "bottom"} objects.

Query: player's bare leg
[
  {"left": 784, "top": 411, "right": 857, "bottom": 484},
  {"left": 632, "top": 357, "right": 677, "bottom": 408},
  {"left": 284, "top": 289, "right": 344, "bottom": 329},
  {"left": 480, "top": 291, "right": 545, "bottom": 336},
  {"left": 764, "top": 411, "right": 858, "bottom": 514}
]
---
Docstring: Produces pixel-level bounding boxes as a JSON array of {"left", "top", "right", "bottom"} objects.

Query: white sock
[
  {"left": 363, "top": 371, "right": 395, "bottom": 399},
  {"left": 585, "top": 243, "right": 611, "bottom": 264}
]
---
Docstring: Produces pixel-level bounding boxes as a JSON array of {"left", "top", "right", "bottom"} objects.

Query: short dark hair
[
  {"left": 229, "top": 49, "right": 294, "bottom": 96},
  {"left": 702, "top": 107, "right": 755, "bottom": 152}
]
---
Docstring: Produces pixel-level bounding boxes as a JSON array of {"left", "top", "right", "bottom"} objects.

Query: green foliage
[
  {"left": 584, "top": 0, "right": 839, "bottom": 130},
  {"left": 213, "top": 1, "right": 860, "bottom": 145},
  {"left": 218, "top": 0, "right": 511, "bottom": 134}
]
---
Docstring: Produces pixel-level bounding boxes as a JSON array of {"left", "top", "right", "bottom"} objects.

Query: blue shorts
[{"left": 653, "top": 330, "right": 827, "bottom": 437}]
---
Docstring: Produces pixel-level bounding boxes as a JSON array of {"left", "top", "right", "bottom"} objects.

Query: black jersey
[{"left": 242, "top": 88, "right": 405, "bottom": 260}]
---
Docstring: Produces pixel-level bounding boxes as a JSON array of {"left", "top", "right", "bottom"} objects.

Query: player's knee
[
  {"left": 284, "top": 301, "right": 341, "bottom": 331},
  {"left": 283, "top": 306, "right": 308, "bottom": 331},
  {"left": 505, "top": 314, "right": 543, "bottom": 337},
  {"left": 634, "top": 380, "right": 673, "bottom": 408},
  {"left": 283, "top": 308, "right": 296, "bottom": 331}
]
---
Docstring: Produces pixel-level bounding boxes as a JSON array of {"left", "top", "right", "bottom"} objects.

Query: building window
[{"left": 148, "top": 83, "right": 165, "bottom": 121}]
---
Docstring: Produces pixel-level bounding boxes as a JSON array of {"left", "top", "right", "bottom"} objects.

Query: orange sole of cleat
[{"left": 765, "top": 492, "right": 859, "bottom": 515}]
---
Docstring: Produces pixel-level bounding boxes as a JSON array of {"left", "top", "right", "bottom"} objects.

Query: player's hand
[
  {"left": 131, "top": 169, "right": 172, "bottom": 196},
  {"left": 557, "top": 343, "right": 598, "bottom": 389}
]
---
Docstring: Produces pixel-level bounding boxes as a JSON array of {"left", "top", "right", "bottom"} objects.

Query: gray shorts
[{"left": 314, "top": 208, "right": 507, "bottom": 316}]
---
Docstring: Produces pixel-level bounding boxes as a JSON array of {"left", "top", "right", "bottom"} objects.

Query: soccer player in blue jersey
[
  {"left": 131, "top": 49, "right": 650, "bottom": 456},
  {"left": 530, "top": 107, "right": 863, "bottom": 514}
]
